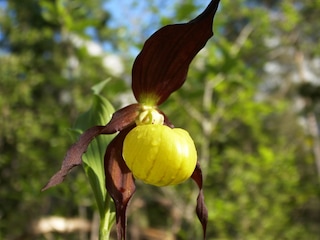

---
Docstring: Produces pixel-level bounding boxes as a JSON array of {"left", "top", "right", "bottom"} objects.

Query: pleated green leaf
[{"left": 73, "top": 82, "right": 116, "bottom": 237}]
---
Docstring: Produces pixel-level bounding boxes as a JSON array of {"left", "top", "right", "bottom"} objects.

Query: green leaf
[
  {"left": 73, "top": 84, "right": 116, "bottom": 227},
  {"left": 91, "top": 78, "right": 111, "bottom": 95},
  {"left": 39, "top": 0, "right": 58, "bottom": 23}
]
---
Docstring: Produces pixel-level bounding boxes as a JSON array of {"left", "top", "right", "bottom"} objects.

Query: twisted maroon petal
[
  {"left": 132, "top": 0, "right": 220, "bottom": 105},
  {"left": 104, "top": 126, "right": 136, "bottom": 240},
  {"left": 101, "top": 104, "right": 140, "bottom": 134},
  {"left": 159, "top": 109, "right": 174, "bottom": 128},
  {"left": 191, "top": 162, "right": 208, "bottom": 239},
  {"left": 41, "top": 104, "right": 140, "bottom": 191}
]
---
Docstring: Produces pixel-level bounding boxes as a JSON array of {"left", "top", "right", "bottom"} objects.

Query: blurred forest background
[{"left": 1, "top": 0, "right": 320, "bottom": 239}]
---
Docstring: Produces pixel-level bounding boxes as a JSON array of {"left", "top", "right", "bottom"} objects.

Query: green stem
[{"left": 99, "top": 193, "right": 115, "bottom": 240}]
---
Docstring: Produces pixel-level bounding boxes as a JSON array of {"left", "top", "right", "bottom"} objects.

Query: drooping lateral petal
[
  {"left": 41, "top": 125, "right": 106, "bottom": 191},
  {"left": 42, "top": 104, "right": 139, "bottom": 191},
  {"left": 104, "top": 126, "right": 136, "bottom": 240},
  {"left": 132, "top": 0, "right": 220, "bottom": 105},
  {"left": 191, "top": 162, "right": 208, "bottom": 240}
]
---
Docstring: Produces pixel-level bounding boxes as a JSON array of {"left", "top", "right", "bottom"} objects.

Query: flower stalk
[{"left": 99, "top": 193, "right": 114, "bottom": 240}]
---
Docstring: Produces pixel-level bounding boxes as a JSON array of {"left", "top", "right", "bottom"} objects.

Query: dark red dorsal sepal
[{"left": 132, "top": 0, "right": 220, "bottom": 105}]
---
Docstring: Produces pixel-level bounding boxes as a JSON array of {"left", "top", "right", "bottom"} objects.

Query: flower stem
[{"left": 99, "top": 193, "right": 115, "bottom": 240}]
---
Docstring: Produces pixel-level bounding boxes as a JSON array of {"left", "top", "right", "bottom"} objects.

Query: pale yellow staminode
[
  {"left": 135, "top": 105, "right": 164, "bottom": 125},
  {"left": 122, "top": 124, "right": 197, "bottom": 186}
]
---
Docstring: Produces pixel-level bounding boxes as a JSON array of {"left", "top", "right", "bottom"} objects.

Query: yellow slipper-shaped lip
[{"left": 123, "top": 124, "right": 197, "bottom": 186}]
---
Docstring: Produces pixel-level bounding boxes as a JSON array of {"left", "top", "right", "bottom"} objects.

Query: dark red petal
[
  {"left": 191, "top": 162, "right": 208, "bottom": 239},
  {"left": 105, "top": 126, "right": 136, "bottom": 240},
  {"left": 158, "top": 109, "right": 174, "bottom": 128},
  {"left": 41, "top": 126, "right": 106, "bottom": 191},
  {"left": 42, "top": 104, "right": 139, "bottom": 191},
  {"left": 101, "top": 103, "right": 140, "bottom": 134},
  {"left": 132, "top": 0, "right": 220, "bottom": 105}
]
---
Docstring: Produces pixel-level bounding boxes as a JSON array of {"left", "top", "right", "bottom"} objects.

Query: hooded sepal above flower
[{"left": 132, "top": 0, "right": 220, "bottom": 105}]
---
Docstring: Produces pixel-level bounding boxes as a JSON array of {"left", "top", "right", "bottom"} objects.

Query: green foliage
[
  {"left": 0, "top": 0, "right": 120, "bottom": 239},
  {"left": 73, "top": 80, "right": 116, "bottom": 239}
]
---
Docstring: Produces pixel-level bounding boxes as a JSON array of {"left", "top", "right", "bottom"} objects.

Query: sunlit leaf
[
  {"left": 91, "top": 78, "right": 111, "bottom": 95},
  {"left": 73, "top": 92, "right": 115, "bottom": 217}
]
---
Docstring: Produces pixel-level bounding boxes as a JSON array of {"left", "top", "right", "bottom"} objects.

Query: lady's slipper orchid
[{"left": 42, "top": 0, "right": 220, "bottom": 239}]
